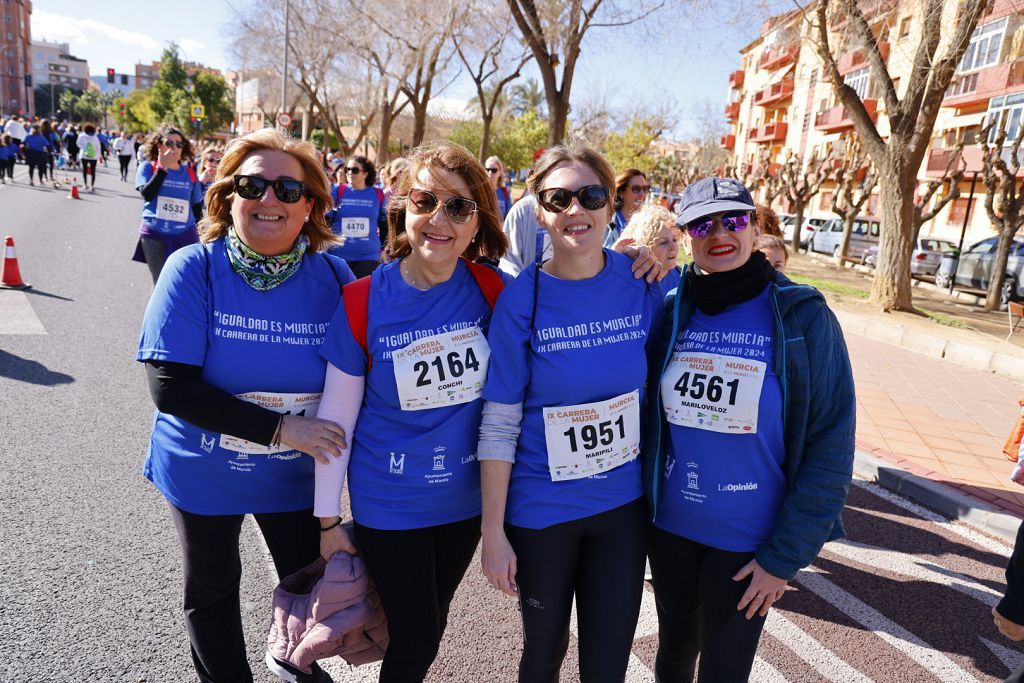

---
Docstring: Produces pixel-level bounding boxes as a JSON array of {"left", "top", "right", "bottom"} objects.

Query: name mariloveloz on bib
[
  {"left": 661, "top": 351, "right": 766, "bottom": 433},
  {"left": 392, "top": 327, "right": 490, "bottom": 411},
  {"left": 219, "top": 391, "right": 322, "bottom": 453},
  {"left": 543, "top": 389, "right": 641, "bottom": 481}
]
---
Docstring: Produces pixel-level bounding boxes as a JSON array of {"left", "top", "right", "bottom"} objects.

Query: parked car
[
  {"left": 934, "top": 235, "right": 1024, "bottom": 304},
  {"left": 809, "top": 216, "right": 881, "bottom": 262},
  {"left": 779, "top": 214, "right": 827, "bottom": 248},
  {"left": 863, "top": 237, "right": 958, "bottom": 277}
]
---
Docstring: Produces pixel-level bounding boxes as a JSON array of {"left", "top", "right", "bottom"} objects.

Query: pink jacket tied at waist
[{"left": 266, "top": 550, "right": 388, "bottom": 672}]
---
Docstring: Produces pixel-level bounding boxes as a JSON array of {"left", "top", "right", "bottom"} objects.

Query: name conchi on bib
[{"left": 392, "top": 327, "right": 490, "bottom": 411}]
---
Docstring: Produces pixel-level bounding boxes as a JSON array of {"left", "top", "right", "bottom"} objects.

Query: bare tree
[
  {"left": 778, "top": 148, "right": 834, "bottom": 253},
  {"left": 504, "top": 0, "right": 689, "bottom": 145},
  {"left": 830, "top": 139, "right": 877, "bottom": 264},
  {"left": 980, "top": 120, "right": 1024, "bottom": 310},
  {"left": 812, "top": 0, "right": 988, "bottom": 311},
  {"left": 912, "top": 141, "right": 964, "bottom": 242},
  {"left": 453, "top": 4, "right": 532, "bottom": 161}
]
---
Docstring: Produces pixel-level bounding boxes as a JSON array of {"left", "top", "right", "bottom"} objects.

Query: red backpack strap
[
  {"left": 186, "top": 164, "right": 196, "bottom": 185},
  {"left": 375, "top": 187, "right": 385, "bottom": 204},
  {"left": 342, "top": 275, "right": 374, "bottom": 370},
  {"left": 336, "top": 184, "right": 347, "bottom": 202},
  {"left": 463, "top": 259, "right": 505, "bottom": 310}
]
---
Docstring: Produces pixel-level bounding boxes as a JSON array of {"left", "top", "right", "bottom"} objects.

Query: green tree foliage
[
  {"left": 449, "top": 110, "right": 546, "bottom": 173},
  {"left": 58, "top": 89, "right": 105, "bottom": 123},
  {"left": 121, "top": 89, "right": 154, "bottom": 132},
  {"left": 145, "top": 43, "right": 233, "bottom": 133},
  {"left": 602, "top": 117, "right": 660, "bottom": 174},
  {"left": 191, "top": 71, "right": 234, "bottom": 132}
]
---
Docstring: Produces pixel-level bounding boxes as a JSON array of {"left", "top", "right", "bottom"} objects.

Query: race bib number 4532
[
  {"left": 661, "top": 351, "right": 766, "bottom": 433},
  {"left": 392, "top": 327, "right": 489, "bottom": 411},
  {"left": 156, "top": 196, "right": 189, "bottom": 223}
]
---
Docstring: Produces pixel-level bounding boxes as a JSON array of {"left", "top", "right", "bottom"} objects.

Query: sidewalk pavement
[{"left": 844, "top": 328, "right": 1024, "bottom": 541}]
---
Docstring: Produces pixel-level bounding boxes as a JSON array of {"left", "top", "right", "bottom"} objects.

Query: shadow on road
[
  {"left": 24, "top": 288, "right": 74, "bottom": 302},
  {"left": 0, "top": 349, "right": 74, "bottom": 385}
]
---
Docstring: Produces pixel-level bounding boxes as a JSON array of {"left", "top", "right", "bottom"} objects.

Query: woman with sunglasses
[
  {"left": 314, "top": 142, "right": 509, "bottom": 681},
  {"left": 643, "top": 177, "right": 854, "bottom": 681},
  {"left": 137, "top": 128, "right": 353, "bottom": 683},
  {"left": 327, "top": 155, "right": 387, "bottom": 278},
  {"left": 478, "top": 140, "right": 664, "bottom": 682},
  {"left": 198, "top": 145, "right": 223, "bottom": 200},
  {"left": 485, "top": 155, "right": 512, "bottom": 220},
  {"left": 132, "top": 124, "right": 203, "bottom": 284},
  {"left": 603, "top": 168, "right": 650, "bottom": 247}
]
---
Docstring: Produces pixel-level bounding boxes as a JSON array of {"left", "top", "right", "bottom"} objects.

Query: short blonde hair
[
  {"left": 198, "top": 129, "right": 339, "bottom": 253},
  {"left": 620, "top": 204, "right": 677, "bottom": 248}
]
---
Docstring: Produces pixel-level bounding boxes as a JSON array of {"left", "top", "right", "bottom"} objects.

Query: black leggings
[
  {"left": 506, "top": 497, "right": 648, "bottom": 683},
  {"left": 648, "top": 526, "right": 768, "bottom": 683},
  {"left": 139, "top": 235, "right": 171, "bottom": 284},
  {"left": 168, "top": 503, "right": 320, "bottom": 683},
  {"left": 26, "top": 150, "right": 46, "bottom": 182},
  {"left": 3, "top": 159, "right": 12, "bottom": 180},
  {"left": 354, "top": 516, "right": 481, "bottom": 682},
  {"left": 118, "top": 154, "right": 132, "bottom": 180},
  {"left": 81, "top": 158, "right": 97, "bottom": 186}
]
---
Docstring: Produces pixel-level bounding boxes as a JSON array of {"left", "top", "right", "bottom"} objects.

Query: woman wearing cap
[
  {"left": 478, "top": 140, "right": 664, "bottom": 682},
  {"left": 327, "top": 155, "right": 387, "bottom": 278},
  {"left": 603, "top": 168, "right": 651, "bottom": 247},
  {"left": 643, "top": 176, "right": 855, "bottom": 681}
]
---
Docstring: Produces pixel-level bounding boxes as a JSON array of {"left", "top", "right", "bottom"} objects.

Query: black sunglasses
[
  {"left": 345, "top": 167, "right": 364, "bottom": 174},
  {"left": 163, "top": 140, "right": 185, "bottom": 149},
  {"left": 233, "top": 175, "right": 308, "bottom": 204},
  {"left": 406, "top": 188, "right": 478, "bottom": 224},
  {"left": 537, "top": 185, "right": 610, "bottom": 213},
  {"left": 485, "top": 167, "right": 500, "bottom": 174}
]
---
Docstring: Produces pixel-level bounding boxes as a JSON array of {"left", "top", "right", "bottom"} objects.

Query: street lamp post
[{"left": 281, "top": 0, "right": 290, "bottom": 133}]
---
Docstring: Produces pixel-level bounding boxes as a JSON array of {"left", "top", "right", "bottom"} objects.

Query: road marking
[
  {"left": 852, "top": 479, "right": 1012, "bottom": 558},
  {"left": 798, "top": 567, "right": 982, "bottom": 682},
  {"left": 979, "top": 635, "right": 1023, "bottom": 674},
  {"left": 750, "top": 655, "right": 790, "bottom": 682},
  {"left": 0, "top": 291, "right": 46, "bottom": 334},
  {"left": 765, "top": 610, "right": 873, "bottom": 682}
]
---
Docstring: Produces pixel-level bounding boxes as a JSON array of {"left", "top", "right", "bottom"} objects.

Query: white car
[
  {"left": 779, "top": 214, "right": 826, "bottom": 248},
  {"left": 863, "top": 238, "right": 957, "bottom": 277}
]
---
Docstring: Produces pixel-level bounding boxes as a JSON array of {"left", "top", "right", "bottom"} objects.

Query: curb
[
  {"left": 854, "top": 448, "right": 1021, "bottom": 543},
  {"left": 833, "top": 308, "right": 1024, "bottom": 382}
]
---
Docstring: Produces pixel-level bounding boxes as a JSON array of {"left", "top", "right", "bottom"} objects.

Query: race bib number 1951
[
  {"left": 543, "top": 390, "right": 641, "bottom": 481},
  {"left": 392, "top": 327, "right": 490, "bottom": 411},
  {"left": 661, "top": 351, "right": 765, "bottom": 433}
]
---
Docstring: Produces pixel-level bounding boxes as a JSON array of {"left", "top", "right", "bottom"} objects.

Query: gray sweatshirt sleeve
[
  {"left": 498, "top": 195, "right": 539, "bottom": 277},
  {"left": 476, "top": 400, "right": 523, "bottom": 463}
]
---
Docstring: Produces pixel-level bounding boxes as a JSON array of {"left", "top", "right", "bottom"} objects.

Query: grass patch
[
  {"left": 915, "top": 307, "right": 972, "bottom": 329},
  {"left": 788, "top": 274, "right": 870, "bottom": 299}
]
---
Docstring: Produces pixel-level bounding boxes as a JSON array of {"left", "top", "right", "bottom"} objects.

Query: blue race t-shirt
[
  {"left": 136, "top": 161, "right": 203, "bottom": 235},
  {"left": 603, "top": 210, "right": 628, "bottom": 248},
  {"left": 22, "top": 134, "right": 50, "bottom": 152},
  {"left": 495, "top": 187, "right": 512, "bottom": 220},
  {"left": 655, "top": 287, "right": 786, "bottom": 552},
  {"left": 327, "top": 184, "right": 384, "bottom": 262},
  {"left": 659, "top": 266, "right": 681, "bottom": 297},
  {"left": 137, "top": 241, "right": 355, "bottom": 515},
  {"left": 319, "top": 259, "right": 512, "bottom": 530},
  {"left": 484, "top": 250, "right": 663, "bottom": 529}
]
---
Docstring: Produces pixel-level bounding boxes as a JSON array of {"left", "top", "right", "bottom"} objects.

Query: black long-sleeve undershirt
[
  {"left": 145, "top": 360, "right": 279, "bottom": 446},
  {"left": 139, "top": 167, "right": 167, "bottom": 202}
]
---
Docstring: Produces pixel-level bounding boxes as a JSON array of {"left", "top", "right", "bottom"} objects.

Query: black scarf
[{"left": 685, "top": 250, "right": 775, "bottom": 315}]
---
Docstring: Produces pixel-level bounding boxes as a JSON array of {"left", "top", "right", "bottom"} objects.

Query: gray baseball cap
[{"left": 674, "top": 177, "right": 756, "bottom": 227}]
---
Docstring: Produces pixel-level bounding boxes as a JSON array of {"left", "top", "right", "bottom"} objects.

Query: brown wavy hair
[
  {"left": 387, "top": 142, "right": 508, "bottom": 262},
  {"left": 527, "top": 139, "right": 616, "bottom": 225},
  {"left": 143, "top": 124, "right": 195, "bottom": 163},
  {"left": 197, "top": 128, "right": 339, "bottom": 253},
  {"left": 614, "top": 167, "right": 646, "bottom": 210}
]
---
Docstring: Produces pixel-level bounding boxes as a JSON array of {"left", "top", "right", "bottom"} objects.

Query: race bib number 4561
[{"left": 661, "top": 351, "right": 765, "bottom": 433}]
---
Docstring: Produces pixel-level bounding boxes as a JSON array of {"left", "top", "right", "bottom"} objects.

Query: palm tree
[{"left": 508, "top": 78, "right": 545, "bottom": 118}]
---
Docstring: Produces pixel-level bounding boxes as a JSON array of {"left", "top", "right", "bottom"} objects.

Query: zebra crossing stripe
[{"left": 765, "top": 610, "right": 873, "bottom": 683}]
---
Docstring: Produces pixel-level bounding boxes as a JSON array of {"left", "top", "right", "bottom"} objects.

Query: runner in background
[
  {"left": 63, "top": 125, "right": 79, "bottom": 170},
  {"left": 21, "top": 124, "right": 51, "bottom": 187},
  {"left": 485, "top": 155, "right": 513, "bottom": 220},
  {"left": 132, "top": 125, "right": 203, "bottom": 283},
  {"left": 0, "top": 135, "right": 11, "bottom": 184},
  {"left": 42, "top": 120, "right": 61, "bottom": 186},
  {"left": 644, "top": 177, "right": 854, "bottom": 682},
  {"left": 113, "top": 131, "right": 134, "bottom": 182},
  {"left": 97, "top": 128, "right": 110, "bottom": 166},
  {"left": 326, "top": 155, "right": 386, "bottom": 278},
  {"left": 603, "top": 168, "right": 650, "bottom": 247},
  {"left": 479, "top": 140, "right": 664, "bottom": 682},
  {"left": 76, "top": 124, "right": 102, "bottom": 192}
]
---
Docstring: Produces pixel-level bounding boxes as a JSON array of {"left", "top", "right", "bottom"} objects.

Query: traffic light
[
  {"left": 23, "top": 74, "right": 31, "bottom": 87},
  {"left": 107, "top": 68, "right": 115, "bottom": 84},
  {"left": 119, "top": 102, "right": 126, "bottom": 117}
]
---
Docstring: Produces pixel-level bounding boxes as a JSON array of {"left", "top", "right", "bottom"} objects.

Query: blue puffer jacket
[{"left": 642, "top": 268, "right": 856, "bottom": 581}]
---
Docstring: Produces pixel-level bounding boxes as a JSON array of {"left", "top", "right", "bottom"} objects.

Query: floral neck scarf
[{"left": 225, "top": 225, "right": 309, "bottom": 291}]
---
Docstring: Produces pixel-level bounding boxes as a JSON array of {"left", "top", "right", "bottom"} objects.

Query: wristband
[{"left": 320, "top": 518, "right": 343, "bottom": 532}]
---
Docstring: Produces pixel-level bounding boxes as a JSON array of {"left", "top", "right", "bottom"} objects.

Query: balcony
[
  {"left": 759, "top": 43, "right": 799, "bottom": 71},
  {"left": 960, "top": 0, "right": 1018, "bottom": 23},
  {"left": 925, "top": 145, "right": 1024, "bottom": 177},
  {"left": 747, "top": 121, "right": 789, "bottom": 143},
  {"left": 728, "top": 70, "right": 744, "bottom": 89},
  {"left": 753, "top": 78, "right": 795, "bottom": 107},
  {"left": 837, "top": 42, "right": 890, "bottom": 76},
  {"left": 814, "top": 99, "right": 878, "bottom": 132},
  {"left": 943, "top": 60, "right": 1024, "bottom": 108},
  {"left": 720, "top": 134, "right": 735, "bottom": 150},
  {"left": 724, "top": 101, "right": 740, "bottom": 120}
]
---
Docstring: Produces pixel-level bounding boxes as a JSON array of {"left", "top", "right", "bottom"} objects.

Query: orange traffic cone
[
  {"left": 0, "top": 236, "right": 30, "bottom": 290},
  {"left": 68, "top": 178, "right": 80, "bottom": 200}
]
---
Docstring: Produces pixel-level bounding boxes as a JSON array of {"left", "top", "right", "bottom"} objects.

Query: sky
[{"left": 30, "top": 0, "right": 787, "bottom": 139}]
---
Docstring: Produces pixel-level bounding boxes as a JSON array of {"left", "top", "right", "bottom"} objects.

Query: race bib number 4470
[
  {"left": 392, "top": 327, "right": 490, "bottom": 411},
  {"left": 156, "top": 197, "right": 189, "bottom": 223},
  {"left": 543, "top": 390, "right": 641, "bottom": 481},
  {"left": 661, "top": 351, "right": 766, "bottom": 433},
  {"left": 341, "top": 217, "right": 370, "bottom": 239}
]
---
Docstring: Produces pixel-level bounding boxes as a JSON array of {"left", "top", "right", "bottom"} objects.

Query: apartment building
[
  {"left": 722, "top": 0, "right": 1022, "bottom": 247},
  {"left": 32, "top": 40, "right": 90, "bottom": 91},
  {"left": 1, "top": 0, "right": 33, "bottom": 117},
  {"left": 134, "top": 59, "right": 222, "bottom": 91}
]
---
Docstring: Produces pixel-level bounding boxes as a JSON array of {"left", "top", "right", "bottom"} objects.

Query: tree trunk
[
  {"left": 790, "top": 200, "right": 805, "bottom": 253},
  {"left": 837, "top": 214, "right": 855, "bottom": 265},
  {"left": 479, "top": 112, "right": 493, "bottom": 162},
  {"left": 378, "top": 108, "right": 393, "bottom": 165},
  {"left": 870, "top": 174, "right": 916, "bottom": 311},
  {"left": 411, "top": 100, "right": 428, "bottom": 147},
  {"left": 547, "top": 92, "right": 569, "bottom": 147},
  {"left": 986, "top": 223, "right": 1017, "bottom": 310}
]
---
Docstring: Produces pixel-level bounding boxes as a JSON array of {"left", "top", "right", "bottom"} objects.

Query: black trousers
[
  {"left": 118, "top": 154, "right": 132, "bottom": 180},
  {"left": 168, "top": 503, "right": 320, "bottom": 683},
  {"left": 506, "top": 497, "right": 648, "bottom": 683},
  {"left": 354, "top": 516, "right": 481, "bottom": 683},
  {"left": 81, "top": 158, "right": 97, "bottom": 186},
  {"left": 648, "top": 526, "right": 768, "bottom": 683}
]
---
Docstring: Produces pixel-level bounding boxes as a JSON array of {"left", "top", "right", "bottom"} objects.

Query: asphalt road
[{"left": 1, "top": 161, "right": 1022, "bottom": 682}]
